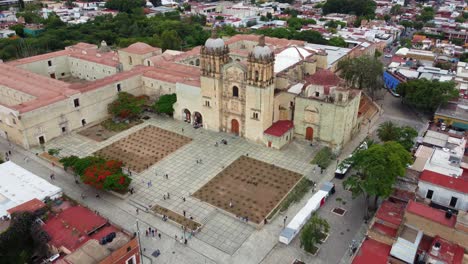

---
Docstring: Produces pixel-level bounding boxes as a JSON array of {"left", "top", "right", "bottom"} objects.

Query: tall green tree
[
  {"left": 105, "top": 0, "right": 145, "bottom": 13},
  {"left": 396, "top": 79, "right": 459, "bottom": 112},
  {"left": 300, "top": 214, "right": 330, "bottom": 254},
  {"left": 343, "top": 142, "right": 412, "bottom": 219},
  {"left": 0, "top": 212, "right": 50, "bottom": 263},
  {"left": 328, "top": 36, "right": 347, "bottom": 47},
  {"left": 160, "top": 30, "right": 181, "bottom": 50},
  {"left": 337, "top": 55, "right": 384, "bottom": 99}
]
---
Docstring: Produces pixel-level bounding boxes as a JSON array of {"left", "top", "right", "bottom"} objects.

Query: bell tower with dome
[
  {"left": 244, "top": 35, "right": 276, "bottom": 142},
  {"left": 199, "top": 30, "right": 229, "bottom": 131}
]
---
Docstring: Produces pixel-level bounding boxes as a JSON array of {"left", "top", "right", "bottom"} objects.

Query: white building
[{"left": 0, "top": 161, "right": 62, "bottom": 217}]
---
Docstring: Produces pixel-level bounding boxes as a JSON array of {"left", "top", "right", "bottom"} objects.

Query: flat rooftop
[
  {"left": 0, "top": 161, "right": 62, "bottom": 217},
  {"left": 43, "top": 205, "right": 131, "bottom": 263},
  {"left": 436, "top": 101, "right": 468, "bottom": 123}
]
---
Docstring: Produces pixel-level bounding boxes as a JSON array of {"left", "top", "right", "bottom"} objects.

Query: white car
[
  {"left": 441, "top": 123, "right": 447, "bottom": 131},
  {"left": 384, "top": 54, "right": 392, "bottom": 58}
]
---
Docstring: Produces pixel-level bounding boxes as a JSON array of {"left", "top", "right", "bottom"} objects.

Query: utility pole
[{"left": 136, "top": 220, "right": 144, "bottom": 264}]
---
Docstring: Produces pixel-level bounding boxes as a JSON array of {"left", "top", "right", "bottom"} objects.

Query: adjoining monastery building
[{"left": 0, "top": 33, "right": 366, "bottom": 151}]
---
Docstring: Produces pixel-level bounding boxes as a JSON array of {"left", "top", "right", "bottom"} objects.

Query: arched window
[
  {"left": 195, "top": 59, "right": 200, "bottom": 66},
  {"left": 147, "top": 61, "right": 151, "bottom": 66},
  {"left": 232, "top": 86, "right": 239, "bottom": 97},
  {"left": 190, "top": 61, "right": 194, "bottom": 65},
  {"left": 255, "top": 71, "right": 259, "bottom": 81},
  {"left": 128, "top": 56, "right": 133, "bottom": 65}
]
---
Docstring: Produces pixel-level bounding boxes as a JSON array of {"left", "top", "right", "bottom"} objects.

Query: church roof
[{"left": 120, "top": 42, "right": 160, "bottom": 55}]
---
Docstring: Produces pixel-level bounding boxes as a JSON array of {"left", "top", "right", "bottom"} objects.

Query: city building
[
  {"left": 0, "top": 33, "right": 371, "bottom": 152},
  {"left": 43, "top": 205, "right": 140, "bottom": 264},
  {"left": 0, "top": 161, "right": 62, "bottom": 217}
]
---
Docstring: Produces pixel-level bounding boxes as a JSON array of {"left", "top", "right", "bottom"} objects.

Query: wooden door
[
  {"left": 305, "top": 127, "right": 313, "bottom": 141},
  {"left": 50, "top": 73, "right": 56, "bottom": 79},
  {"left": 268, "top": 141, "right": 272, "bottom": 147},
  {"left": 231, "top": 119, "right": 239, "bottom": 135}
]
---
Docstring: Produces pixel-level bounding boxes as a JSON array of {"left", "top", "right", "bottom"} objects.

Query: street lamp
[{"left": 136, "top": 220, "right": 144, "bottom": 264}]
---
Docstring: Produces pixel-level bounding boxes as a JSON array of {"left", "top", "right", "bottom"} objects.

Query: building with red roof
[
  {"left": 352, "top": 238, "right": 391, "bottom": 264},
  {"left": 6, "top": 198, "right": 46, "bottom": 216},
  {"left": 43, "top": 205, "right": 140, "bottom": 264},
  {"left": 263, "top": 120, "right": 294, "bottom": 149}
]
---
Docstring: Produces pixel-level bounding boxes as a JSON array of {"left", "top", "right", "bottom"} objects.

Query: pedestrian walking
[
  {"left": 152, "top": 229, "right": 155, "bottom": 237},
  {"left": 158, "top": 233, "right": 161, "bottom": 239},
  {"left": 8, "top": 150, "right": 11, "bottom": 155},
  {"left": 283, "top": 216, "right": 288, "bottom": 228},
  {"left": 148, "top": 227, "right": 152, "bottom": 234},
  {"left": 182, "top": 128, "right": 184, "bottom": 133},
  {"left": 182, "top": 197, "right": 186, "bottom": 202},
  {"left": 175, "top": 235, "right": 178, "bottom": 241},
  {"left": 95, "top": 193, "right": 100, "bottom": 198},
  {"left": 136, "top": 208, "right": 139, "bottom": 215},
  {"left": 165, "top": 174, "right": 168, "bottom": 179},
  {"left": 145, "top": 230, "right": 148, "bottom": 237},
  {"left": 147, "top": 181, "right": 151, "bottom": 188},
  {"left": 81, "top": 193, "right": 86, "bottom": 199},
  {"left": 229, "top": 199, "right": 233, "bottom": 208},
  {"left": 163, "top": 194, "right": 166, "bottom": 200},
  {"left": 183, "top": 210, "right": 186, "bottom": 217},
  {"left": 50, "top": 174, "right": 54, "bottom": 180},
  {"left": 5, "top": 152, "right": 8, "bottom": 158},
  {"left": 184, "top": 238, "right": 188, "bottom": 245},
  {"left": 167, "top": 192, "right": 170, "bottom": 199}
]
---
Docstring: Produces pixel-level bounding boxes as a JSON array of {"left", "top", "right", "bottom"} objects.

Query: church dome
[
  {"left": 253, "top": 45, "right": 273, "bottom": 59},
  {"left": 204, "top": 37, "right": 225, "bottom": 51}
]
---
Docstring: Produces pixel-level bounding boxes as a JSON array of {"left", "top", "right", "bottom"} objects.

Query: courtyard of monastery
[{"left": 37, "top": 114, "right": 321, "bottom": 254}]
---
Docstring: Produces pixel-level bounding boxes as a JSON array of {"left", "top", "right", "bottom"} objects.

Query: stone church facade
[{"left": 0, "top": 33, "right": 362, "bottom": 151}]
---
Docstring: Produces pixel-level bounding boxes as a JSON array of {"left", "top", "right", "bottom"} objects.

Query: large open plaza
[{"left": 39, "top": 114, "right": 319, "bottom": 255}]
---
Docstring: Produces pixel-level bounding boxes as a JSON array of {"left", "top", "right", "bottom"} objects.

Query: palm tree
[{"left": 377, "top": 121, "right": 400, "bottom": 142}]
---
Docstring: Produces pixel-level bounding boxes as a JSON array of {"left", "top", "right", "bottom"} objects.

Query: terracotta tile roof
[
  {"left": 6, "top": 49, "right": 71, "bottom": 66},
  {"left": 120, "top": 42, "right": 161, "bottom": 55},
  {"left": 6, "top": 198, "right": 46, "bottom": 215},
  {"left": 420, "top": 170, "right": 468, "bottom": 194},
  {"left": 264, "top": 120, "right": 294, "bottom": 137},
  {"left": 375, "top": 200, "right": 405, "bottom": 226},
  {"left": 69, "top": 49, "right": 119, "bottom": 67},
  {"left": 0, "top": 63, "right": 78, "bottom": 113},
  {"left": 406, "top": 200, "right": 457, "bottom": 228},
  {"left": 304, "top": 69, "right": 341, "bottom": 86}
]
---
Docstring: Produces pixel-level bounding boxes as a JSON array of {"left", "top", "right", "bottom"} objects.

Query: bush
[
  {"left": 311, "top": 147, "right": 335, "bottom": 169},
  {"left": 280, "top": 178, "right": 314, "bottom": 212},
  {"left": 47, "top": 148, "right": 61, "bottom": 156},
  {"left": 153, "top": 93, "right": 177, "bottom": 116}
]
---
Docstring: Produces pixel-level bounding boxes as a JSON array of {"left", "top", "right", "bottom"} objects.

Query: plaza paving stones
[
  {"left": 196, "top": 210, "right": 254, "bottom": 255},
  {"left": 39, "top": 114, "right": 320, "bottom": 256}
]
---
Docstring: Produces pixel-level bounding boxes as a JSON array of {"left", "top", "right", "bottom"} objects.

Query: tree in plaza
[
  {"left": 60, "top": 155, "right": 105, "bottom": 176},
  {"left": 337, "top": 55, "right": 384, "bottom": 100},
  {"left": 343, "top": 142, "right": 412, "bottom": 219},
  {"left": 108, "top": 92, "right": 146, "bottom": 120},
  {"left": 300, "top": 214, "right": 330, "bottom": 254},
  {"left": 153, "top": 93, "right": 177, "bottom": 116},
  {"left": 377, "top": 121, "right": 418, "bottom": 151},
  {"left": 82, "top": 160, "right": 131, "bottom": 191},
  {"left": 396, "top": 79, "right": 459, "bottom": 112}
]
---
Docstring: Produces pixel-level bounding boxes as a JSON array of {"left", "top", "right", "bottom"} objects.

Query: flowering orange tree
[{"left": 61, "top": 155, "right": 132, "bottom": 192}]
